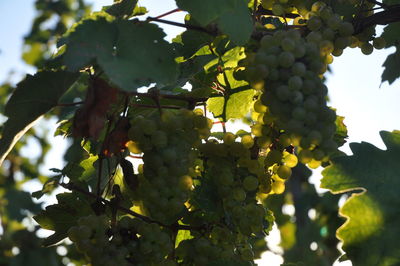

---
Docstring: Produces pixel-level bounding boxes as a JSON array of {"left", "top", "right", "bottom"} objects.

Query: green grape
[
  {"left": 277, "top": 165, "right": 292, "bottom": 179},
  {"left": 271, "top": 180, "right": 285, "bottom": 194},
  {"left": 241, "top": 135, "right": 254, "bottom": 149},
  {"left": 373, "top": 37, "right": 386, "bottom": 49},
  {"left": 327, "top": 14, "right": 341, "bottom": 30},
  {"left": 288, "top": 76, "right": 303, "bottom": 90},
  {"left": 283, "top": 153, "right": 298, "bottom": 168},
  {"left": 251, "top": 123, "right": 263, "bottom": 137},
  {"left": 265, "top": 149, "right": 282, "bottom": 166},
  {"left": 338, "top": 21, "right": 354, "bottom": 36},
  {"left": 281, "top": 38, "right": 296, "bottom": 51},
  {"left": 272, "top": 4, "right": 285, "bottom": 15},
  {"left": 233, "top": 187, "right": 247, "bottom": 202},
  {"left": 151, "top": 130, "right": 168, "bottom": 148},
  {"left": 307, "top": 16, "right": 322, "bottom": 31},
  {"left": 223, "top": 132, "right": 236, "bottom": 145},
  {"left": 279, "top": 133, "right": 292, "bottom": 147},
  {"left": 292, "top": 62, "right": 306, "bottom": 76},
  {"left": 279, "top": 51, "right": 295, "bottom": 67},
  {"left": 243, "top": 176, "right": 259, "bottom": 191},
  {"left": 257, "top": 135, "right": 272, "bottom": 148},
  {"left": 361, "top": 42, "right": 374, "bottom": 55}
]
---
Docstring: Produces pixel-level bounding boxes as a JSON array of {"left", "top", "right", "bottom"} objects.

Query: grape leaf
[
  {"left": 63, "top": 14, "right": 178, "bottom": 90},
  {"left": 217, "top": 0, "right": 253, "bottom": 45},
  {"left": 0, "top": 71, "right": 79, "bottom": 166},
  {"left": 33, "top": 192, "right": 92, "bottom": 247},
  {"left": 381, "top": 22, "right": 400, "bottom": 47},
  {"left": 105, "top": 0, "right": 138, "bottom": 17},
  {"left": 62, "top": 13, "right": 116, "bottom": 72},
  {"left": 175, "top": 0, "right": 252, "bottom": 44},
  {"left": 382, "top": 47, "right": 400, "bottom": 85},
  {"left": 321, "top": 131, "right": 400, "bottom": 266},
  {"left": 334, "top": 115, "right": 348, "bottom": 147}
]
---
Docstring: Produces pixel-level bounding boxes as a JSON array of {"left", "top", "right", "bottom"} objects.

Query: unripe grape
[
  {"left": 361, "top": 42, "right": 373, "bottom": 55},
  {"left": 251, "top": 123, "right": 263, "bottom": 137},
  {"left": 277, "top": 165, "right": 292, "bottom": 179},
  {"left": 279, "top": 52, "right": 295, "bottom": 67},
  {"left": 283, "top": 153, "right": 298, "bottom": 168},
  {"left": 272, "top": 4, "right": 285, "bottom": 16},
  {"left": 241, "top": 135, "right": 254, "bottom": 149},
  {"left": 339, "top": 22, "right": 354, "bottom": 36},
  {"left": 307, "top": 16, "right": 322, "bottom": 31},
  {"left": 281, "top": 38, "right": 296, "bottom": 51},
  {"left": 298, "top": 149, "right": 313, "bottom": 163},
  {"left": 373, "top": 37, "right": 386, "bottom": 49},
  {"left": 288, "top": 76, "right": 303, "bottom": 90},
  {"left": 243, "top": 175, "right": 259, "bottom": 191},
  {"left": 257, "top": 135, "right": 272, "bottom": 149},
  {"left": 327, "top": 14, "right": 341, "bottom": 30},
  {"left": 276, "top": 85, "right": 291, "bottom": 101},
  {"left": 292, "top": 62, "right": 306, "bottom": 76},
  {"left": 272, "top": 180, "right": 285, "bottom": 194},
  {"left": 233, "top": 187, "right": 247, "bottom": 201}
]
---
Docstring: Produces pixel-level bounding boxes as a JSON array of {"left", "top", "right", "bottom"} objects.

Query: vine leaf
[
  {"left": 321, "top": 131, "right": 400, "bottom": 266},
  {"left": 63, "top": 14, "right": 178, "bottom": 90},
  {"left": 382, "top": 46, "right": 400, "bottom": 85},
  {"left": 105, "top": 0, "right": 138, "bottom": 18},
  {"left": 33, "top": 192, "right": 92, "bottom": 246},
  {"left": 175, "top": 0, "right": 252, "bottom": 44},
  {"left": 381, "top": 22, "right": 400, "bottom": 47},
  {"left": 0, "top": 71, "right": 79, "bottom": 166}
]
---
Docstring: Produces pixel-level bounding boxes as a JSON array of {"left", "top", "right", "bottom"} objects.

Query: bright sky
[{"left": 1, "top": 1, "right": 399, "bottom": 265}]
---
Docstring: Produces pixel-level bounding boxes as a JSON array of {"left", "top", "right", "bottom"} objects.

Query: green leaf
[
  {"left": 63, "top": 154, "right": 98, "bottom": 182},
  {"left": 175, "top": 0, "right": 252, "bottom": 44},
  {"left": 175, "top": 0, "right": 233, "bottom": 26},
  {"left": 62, "top": 13, "right": 117, "bottom": 71},
  {"left": 381, "top": 22, "right": 400, "bottom": 47},
  {"left": 33, "top": 192, "right": 92, "bottom": 246},
  {"left": 321, "top": 131, "right": 400, "bottom": 266},
  {"left": 217, "top": 0, "right": 253, "bottom": 45},
  {"left": 0, "top": 71, "right": 79, "bottom": 166},
  {"left": 207, "top": 69, "right": 254, "bottom": 121},
  {"left": 382, "top": 47, "right": 400, "bottom": 85},
  {"left": 100, "top": 20, "right": 178, "bottom": 90},
  {"left": 175, "top": 229, "right": 193, "bottom": 248},
  {"left": 105, "top": 0, "right": 138, "bottom": 17},
  {"left": 334, "top": 115, "right": 348, "bottom": 147},
  {"left": 63, "top": 14, "right": 178, "bottom": 90},
  {"left": 4, "top": 188, "right": 42, "bottom": 221}
]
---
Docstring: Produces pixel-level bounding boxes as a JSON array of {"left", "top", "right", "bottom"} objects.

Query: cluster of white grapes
[
  {"left": 127, "top": 109, "right": 212, "bottom": 224},
  {"left": 67, "top": 215, "right": 175, "bottom": 265}
]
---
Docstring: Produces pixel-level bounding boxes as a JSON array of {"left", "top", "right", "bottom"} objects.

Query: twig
[
  {"left": 59, "top": 182, "right": 203, "bottom": 231},
  {"left": 153, "top": 8, "right": 181, "bottom": 19},
  {"left": 146, "top": 17, "right": 217, "bottom": 36}
]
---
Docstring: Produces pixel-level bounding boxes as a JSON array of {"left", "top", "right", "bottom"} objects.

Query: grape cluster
[
  {"left": 127, "top": 109, "right": 212, "bottom": 224},
  {"left": 67, "top": 215, "right": 174, "bottom": 266}
]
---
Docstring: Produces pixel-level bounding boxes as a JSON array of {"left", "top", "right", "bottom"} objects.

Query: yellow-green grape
[
  {"left": 298, "top": 149, "right": 313, "bottom": 164},
  {"left": 277, "top": 165, "right": 292, "bottom": 179},
  {"left": 251, "top": 124, "right": 263, "bottom": 137},
  {"left": 241, "top": 135, "right": 254, "bottom": 149},
  {"left": 279, "top": 134, "right": 292, "bottom": 147},
  {"left": 283, "top": 153, "right": 298, "bottom": 168},
  {"left": 223, "top": 132, "right": 236, "bottom": 145},
  {"left": 271, "top": 180, "right": 285, "bottom": 194},
  {"left": 243, "top": 175, "right": 259, "bottom": 191}
]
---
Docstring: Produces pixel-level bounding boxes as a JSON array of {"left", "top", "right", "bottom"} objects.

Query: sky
[{"left": 1, "top": 1, "right": 399, "bottom": 265}]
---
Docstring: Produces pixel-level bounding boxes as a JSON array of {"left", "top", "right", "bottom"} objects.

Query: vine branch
[
  {"left": 353, "top": 4, "right": 400, "bottom": 34},
  {"left": 59, "top": 182, "right": 203, "bottom": 231}
]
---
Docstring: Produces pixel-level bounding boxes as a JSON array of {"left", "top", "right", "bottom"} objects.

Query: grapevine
[{"left": 1, "top": 0, "right": 400, "bottom": 265}]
